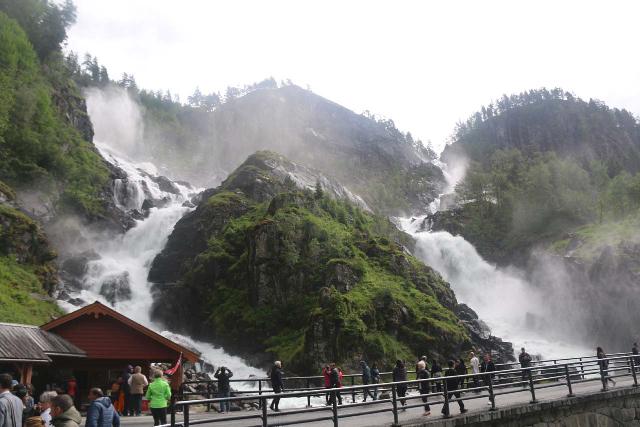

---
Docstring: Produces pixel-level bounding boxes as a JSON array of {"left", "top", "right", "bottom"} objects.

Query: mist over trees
[{"left": 443, "top": 89, "right": 640, "bottom": 264}]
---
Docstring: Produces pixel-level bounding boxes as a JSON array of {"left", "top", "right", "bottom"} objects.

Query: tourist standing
[
  {"left": 128, "top": 367, "right": 148, "bottom": 416},
  {"left": 633, "top": 343, "right": 640, "bottom": 369},
  {"left": 370, "top": 364, "right": 380, "bottom": 401},
  {"left": 64, "top": 378, "right": 77, "bottom": 411},
  {"left": 328, "top": 363, "right": 342, "bottom": 406},
  {"left": 469, "top": 352, "right": 480, "bottom": 391},
  {"left": 121, "top": 367, "right": 132, "bottom": 417},
  {"left": 456, "top": 358, "right": 467, "bottom": 389},
  {"left": 360, "top": 361, "right": 375, "bottom": 402},
  {"left": 480, "top": 353, "right": 496, "bottom": 404},
  {"left": 85, "top": 388, "right": 120, "bottom": 427},
  {"left": 145, "top": 371, "right": 171, "bottom": 426},
  {"left": 392, "top": 360, "right": 408, "bottom": 409},
  {"left": 214, "top": 367, "right": 233, "bottom": 414},
  {"left": 50, "top": 395, "right": 81, "bottom": 427},
  {"left": 322, "top": 365, "right": 331, "bottom": 405},
  {"left": 0, "top": 374, "right": 23, "bottom": 427},
  {"left": 416, "top": 360, "right": 431, "bottom": 416},
  {"left": 519, "top": 347, "right": 532, "bottom": 386},
  {"left": 269, "top": 362, "right": 284, "bottom": 412},
  {"left": 39, "top": 391, "right": 57, "bottom": 427},
  {"left": 430, "top": 359, "right": 443, "bottom": 392},
  {"left": 442, "top": 360, "right": 467, "bottom": 415},
  {"left": 109, "top": 378, "right": 124, "bottom": 415},
  {"left": 14, "top": 384, "right": 34, "bottom": 419},
  {"left": 597, "top": 347, "right": 616, "bottom": 386}
]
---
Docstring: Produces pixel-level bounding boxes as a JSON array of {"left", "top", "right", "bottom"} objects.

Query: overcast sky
[{"left": 67, "top": 0, "right": 640, "bottom": 153}]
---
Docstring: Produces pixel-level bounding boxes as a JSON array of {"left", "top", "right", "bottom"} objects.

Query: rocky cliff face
[
  {"left": 0, "top": 181, "right": 62, "bottom": 323},
  {"left": 149, "top": 151, "right": 512, "bottom": 373},
  {"left": 531, "top": 227, "right": 640, "bottom": 350}
]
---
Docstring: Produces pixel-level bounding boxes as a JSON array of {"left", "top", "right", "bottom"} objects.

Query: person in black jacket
[
  {"left": 370, "top": 363, "right": 381, "bottom": 401},
  {"left": 121, "top": 366, "right": 132, "bottom": 417},
  {"left": 442, "top": 360, "right": 467, "bottom": 415},
  {"left": 360, "top": 361, "right": 375, "bottom": 402},
  {"left": 269, "top": 361, "right": 285, "bottom": 411},
  {"left": 214, "top": 367, "right": 233, "bottom": 413},
  {"left": 597, "top": 347, "right": 616, "bottom": 386},
  {"left": 328, "top": 363, "right": 342, "bottom": 406},
  {"left": 430, "top": 360, "right": 442, "bottom": 393},
  {"left": 519, "top": 348, "right": 532, "bottom": 386},
  {"left": 416, "top": 360, "right": 431, "bottom": 416},
  {"left": 392, "top": 360, "right": 408, "bottom": 409},
  {"left": 480, "top": 353, "right": 496, "bottom": 404},
  {"left": 455, "top": 359, "right": 467, "bottom": 389}
]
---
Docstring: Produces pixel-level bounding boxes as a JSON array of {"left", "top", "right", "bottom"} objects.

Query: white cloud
[{"left": 67, "top": 0, "right": 640, "bottom": 152}]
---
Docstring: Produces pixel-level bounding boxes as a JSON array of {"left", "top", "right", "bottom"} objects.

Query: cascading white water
[
  {"left": 398, "top": 172, "right": 590, "bottom": 360},
  {"left": 57, "top": 141, "right": 265, "bottom": 380}
]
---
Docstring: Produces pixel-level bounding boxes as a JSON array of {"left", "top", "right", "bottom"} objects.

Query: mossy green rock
[
  {"left": 150, "top": 152, "right": 469, "bottom": 374},
  {"left": 0, "top": 180, "right": 62, "bottom": 324}
]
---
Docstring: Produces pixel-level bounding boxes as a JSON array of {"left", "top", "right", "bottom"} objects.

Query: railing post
[
  {"left": 579, "top": 357, "right": 585, "bottom": 379},
  {"left": 261, "top": 396, "right": 268, "bottom": 427},
  {"left": 170, "top": 400, "right": 176, "bottom": 427},
  {"left": 599, "top": 359, "right": 608, "bottom": 392},
  {"left": 258, "top": 380, "right": 263, "bottom": 409},
  {"left": 442, "top": 377, "right": 451, "bottom": 418},
  {"left": 206, "top": 383, "right": 211, "bottom": 412},
  {"left": 331, "top": 390, "right": 339, "bottom": 427},
  {"left": 528, "top": 368, "right": 537, "bottom": 403},
  {"left": 564, "top": 364, "right": 575, "bottom": 397},
  {"left": 306, "top": 378, "right": 311, "bottom": 407},
  {"left": 351, "top": 376, "right": 356, "bottom": 403},
  {"left": 630, "top": 357, "right": 638, "bottom": 387},
  {"left": 391, "top": 384, "right": 399, "bottom": 427},
  {"left": 183, "top": 403, "right": 190, "bottom": 427},
  {"left": 486, "top": 373, "right": 496, "bottom": 411}
]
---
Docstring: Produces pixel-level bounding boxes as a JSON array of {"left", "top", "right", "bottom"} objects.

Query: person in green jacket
[
  {"left": 50, "top": 395, "right": 82, "bottom": 427},
  {"left": 145, "top": 371, "right": 171, "bottom": 426}
]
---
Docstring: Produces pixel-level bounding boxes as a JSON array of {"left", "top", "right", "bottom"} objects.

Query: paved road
[{"left": 117, "top": 376, "right": 633, "bottom": 427}]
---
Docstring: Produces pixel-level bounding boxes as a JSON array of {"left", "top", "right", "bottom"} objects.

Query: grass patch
[{"left": 0, "top": 257, "right": 62, "bottom": 324}]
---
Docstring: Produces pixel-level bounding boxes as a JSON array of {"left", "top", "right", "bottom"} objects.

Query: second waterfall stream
[{"left": 398, "top": 214, "right": 589, "bottom": 360}]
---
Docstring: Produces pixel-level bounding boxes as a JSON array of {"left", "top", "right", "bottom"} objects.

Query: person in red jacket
[{"left": 322, "top": 365, "right": 331, "bottom": 405}]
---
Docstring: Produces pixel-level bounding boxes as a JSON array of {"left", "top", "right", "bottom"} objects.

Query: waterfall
[
  {"left": 57, "top": 141, "right": 265, "bottom": 379},
  {"left": 398, "top": 206, "right": 590, "bottom": 360}
]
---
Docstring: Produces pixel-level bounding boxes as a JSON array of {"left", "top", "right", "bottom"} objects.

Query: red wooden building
[{"left": 36, "top": 301, "right": 200, "bottom": 404}]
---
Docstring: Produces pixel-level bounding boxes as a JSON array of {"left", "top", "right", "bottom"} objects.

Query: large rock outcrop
[{"left": 149, "top": 152, "right": 510, "bottom": 374}]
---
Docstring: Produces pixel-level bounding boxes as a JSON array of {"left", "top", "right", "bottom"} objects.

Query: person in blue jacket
[{"left": 86, "top": 388, "right": 120, "bottom": 427}]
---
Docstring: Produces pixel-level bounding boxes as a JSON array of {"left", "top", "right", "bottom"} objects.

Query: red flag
[{"left": 165, "top": 352, "right": 183, "bottom": 376}]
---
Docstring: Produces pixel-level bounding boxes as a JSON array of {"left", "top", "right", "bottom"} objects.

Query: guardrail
[
  {"left": 179, "top": 351, "right": 635, "bottom": 408},
  {"left": 166, "top": 353, "right": 640, "bottom": 427}
]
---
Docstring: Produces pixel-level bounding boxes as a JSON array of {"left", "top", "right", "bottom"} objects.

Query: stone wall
[{"left": 404, "top": 387, "right": 640, "bottom": 427}]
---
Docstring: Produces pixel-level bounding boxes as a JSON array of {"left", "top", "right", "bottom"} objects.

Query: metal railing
[
  {"left": 166, "top": 353, "right": 640, "bottom": 427},
  {"left": 178, "top": 351, "right": 635, "bottom": 407}
]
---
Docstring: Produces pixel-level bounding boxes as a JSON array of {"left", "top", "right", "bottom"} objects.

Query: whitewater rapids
[{"left": 398, "top": 216, "right": 590, "bottom": 361}]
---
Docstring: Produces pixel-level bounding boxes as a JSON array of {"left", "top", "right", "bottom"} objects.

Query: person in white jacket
[
  {"left": 39, "top": 391, "right": 58, "bottom": 427},
  {"left": 469, "top": 352, "right": 480, "bottom": 391}
]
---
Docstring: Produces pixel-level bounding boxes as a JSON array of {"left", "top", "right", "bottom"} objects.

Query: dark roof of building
[{"left": 0, "top": 323, "right": 87, "bottom": 363}]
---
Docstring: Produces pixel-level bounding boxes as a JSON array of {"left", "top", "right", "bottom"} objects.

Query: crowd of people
[{"left": 0, "top": 366, "right": 172, "bottom": 427}]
